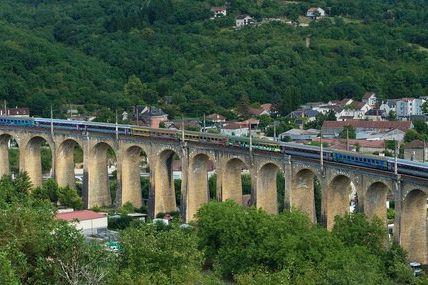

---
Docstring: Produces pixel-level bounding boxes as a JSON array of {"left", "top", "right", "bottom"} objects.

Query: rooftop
[
  {"left": 322, "top": 120, "right": 412, "bottom": 132},
  {"left": 56, "top": 210, "right": 106, "bottom": 222}
]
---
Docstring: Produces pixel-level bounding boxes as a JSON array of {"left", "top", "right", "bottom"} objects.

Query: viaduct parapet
[{"left": 0, "top": 126, "right": 427, "bottom": 263}]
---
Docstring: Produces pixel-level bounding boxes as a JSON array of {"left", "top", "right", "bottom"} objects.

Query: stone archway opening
[
  {"left": 24, "top": 136, "right": 53, "bottom": 187},
  {"left": 326, "top": 175, "right": 355, "bottom": 230},
  {"left": 122, "top": 146, "right": 149, "bottom": 211},
  {"left": 292, "top": 169, "right": 321, "bottom": 223},
  {"left": 223, "top": 158, "right": 251, "bottom": 207},
  {"left": 154, "top": 149, "right": 181, "bottom": 216},
  {"left": 365, "top": 181, "right": 393, "bottom": 241},
  {"left": 0, "top": 134, "right": 19, "bottom": 178},
  {"left": 187, "top": 153, "right": 215, "bottom": 221},
  {"left": 56, "top": 139, "right": 83, "bottom": 192},
  {"left": 401, "top": 189, "right": 427, "bottom": 264},
  {"left": 87, "top": 142, "right": 117, "bottom": 208},
  {"left": 257, "top": 163, "right": 281, "bottom": 214}
]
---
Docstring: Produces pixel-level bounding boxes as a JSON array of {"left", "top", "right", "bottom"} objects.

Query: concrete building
[
  {"left": 321, "top": 120, "right": 412, "bottom": 138},
  {"left": 404, "top": 140, "right": 427, "bottom": 162},
  {"left": 236, "top": 15, "right": 255, "bottom": 27},
  {"left": 135, "top": 106, "right": 168, "bottom": 128},
  {"left": 279, "top": 128, "right": 319, "bottom": 141},
  {"left": 56, "top": 210, "right": 108, "bottom": 236},
  {"left": 221, "top": 122, "right": 249, "bottom": 136},
  {"left": 396, "top": 98, "right": 426, "bottom": 118},
  {"left": 0, "top": 107, "right": 30, "bottom": 117}
]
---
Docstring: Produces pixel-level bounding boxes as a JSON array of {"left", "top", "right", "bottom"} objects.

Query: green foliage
[
  {"left": 332, "top": 213, "right": 386, "bottom": 255},
  {"left": 119, "top": 201, "right": 136, "bottom": 215},
  {"left": 305, "top": 110, "right": 336, "bottom": 130},
  {"left": 32, "top": 178, "right": 60, "bottom": 203},
  {"left": 0, "top": 251, "right": 19, "bottom": 285},
  {"left": 339, "top": 125, "right": 357, "bottom": 139},
  {"left": 0, "top": 0, "right": 426, "bottom": 117},
  {"left": 117, "top": 224, "right": 204, "bottom": 284},
  {"left": 58, "top": 186, "right": 83, "bottom": 209}
]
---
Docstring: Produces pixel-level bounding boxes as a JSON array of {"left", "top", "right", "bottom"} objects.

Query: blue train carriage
[
  {"left": 332, "top": 150, "right": 388, "bottom": 171},
  {"left": 394, "top": 158, "right": 428, "bottom": 179},
  {"left": 281, "top": 142, "right": 333, "bottom": 160},
  {"left": 0, "top": 117, "right": 34, "bottom": 127}
]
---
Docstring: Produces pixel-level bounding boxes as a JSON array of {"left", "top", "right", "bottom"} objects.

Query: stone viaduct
[{"left": 0, "top": 126, "right": 427, "bottom": 263}]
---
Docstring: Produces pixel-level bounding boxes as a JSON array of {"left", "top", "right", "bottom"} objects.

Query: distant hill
[{"left": 0, "top": 0, "right": 426, "bottom": 118}]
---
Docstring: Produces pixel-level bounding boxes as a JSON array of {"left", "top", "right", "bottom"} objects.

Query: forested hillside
[{"left": 0, "top": 0, "right": 427, "bottom": 118}]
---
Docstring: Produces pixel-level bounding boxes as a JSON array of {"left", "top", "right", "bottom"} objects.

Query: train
[{"left": 0, "top": 116, "right": 427, "bottom": 179}]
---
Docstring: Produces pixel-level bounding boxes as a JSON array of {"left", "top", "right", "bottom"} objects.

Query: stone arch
[
  {"left": 256, "top": 162, "right": 280, "bottom": 214},
  {"left": 56, "top": 139, "right": 83, "bottom": 189},
  {"left": 326, "top": 174, "right": 353, "bottom": 230},
  {"left": 121, "top": 145, "right": 148, "bottom": 209},
  {"left": 364, "top": 181, "right": 391, "bottom": 223},
  {"left": 222, "top": 157, "right": 249, "bottom": 206},
  {"left": 401, "top": 189, "right": 427, "bottom": 264},
  {"left": 292, "top": 168, "right": 320, "bottom": 223},
  {"left": 87, "top": 142, "right": 116, "bottom": 208},
  {"left": 186, "top": 153, "right": 214, "bottom": 221},
  {"left": 23, "top": 135, "right": 53, "bottom": 187},
  {"left": 0, "top": 133, "right": 19, "bottom": 177},
  {"left": 154, "top": 149, "right": 181, "bottom": 215}
]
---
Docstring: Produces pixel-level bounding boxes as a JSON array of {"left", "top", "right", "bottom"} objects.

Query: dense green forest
[
  {"left": 0, "top": 0, "right": 427, "bottom": 118},
  {"left": 0, "top": 175, "right": 426, "bottom": 284}
]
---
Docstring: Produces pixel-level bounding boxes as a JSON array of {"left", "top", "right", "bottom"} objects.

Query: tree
[
  {"left": 0, "top": 251, "right": 19, "bottom": 285},
  {"left": 257, "top": 114, "right": 272, "bottom": 131},
  {"left": 388, "top": 110, "right": 397, "bottom": 121},
  {"left": 339, "top": 125, "right": 356, "bottom": 139},
  {"left": 32, "top": 179, "right": 60, "bottom": 203},
  {"left": 422, "top": 101, "right": 428, "bottom": 115},
  {"left": 116, "top": 223, "right": 204, "bottom": 284},
  {"left": 236, "top": 95, "right": 250, "bottom": 117},
  {"left": 124, "top": 75, "right": 146, "bottom": 104},
  {"left": 59, "top": 186, "right": 83, "bottom": 209},
  {"left": 49, "top": 223, "right": 116, "bottom": 285},
  {"left": 404, "top": 129, "right": 420, "bottom": 142}
]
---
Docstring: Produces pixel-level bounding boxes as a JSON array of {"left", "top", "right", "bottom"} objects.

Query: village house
[
  {"left": 0, "top": 107, "right": 30, "bottom": 117},
  {"left": 236, "top": 15, "right": 255, "bottom": 27},
  {"left": 336, "top": 101, "right": 371, "bottom": 121},
  {"left": 248, "top": 103, "right": 273, "bottom": 116},
  {"left": 210, "top": 6, "right": 227, "bottom": 18},
  {"left": 379, "top": 99, "right": 398, "bottom": 115},
  {"left": 134, "top": 106, "right": 168, "bottom": 128},
  {"left": 166, "top": 119, "right": 201, "bottom": 131},
  {"left": 206, "top": 113, "right": 226, "bottom": 123},
  {"left": 221, "top": 122, "right": 249, "bottom": 136},
  {"left": 364, "top": 109, "right": 385, "bottom": 121},
  {"left": 56, "top": 209, "right": 108, "bottom": 236},
  {"left": 288, "top": 109, "right": 319, "bottom": 122},
  {"left": 279, "top": 128, "right": 320, "bottom": 141},
  {"left": 306, "top": 7, "right": 326, "bottom": 19},
  {"left": 362, "top": 92, "right": 377, "bottom": 107},
  {"left": 321, "top": 120, "right": 412, "bottom": 139},
  {"left": 403, "top": 140, "right": 427, "bottom": 162}
]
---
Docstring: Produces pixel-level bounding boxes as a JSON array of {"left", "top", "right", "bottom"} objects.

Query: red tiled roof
[
  {"left": 207, "top": 113, "right": 225, "bottom": 120},
  {"left": 362, "top": 92, "right": 375, "bottom": 100},
  {"left": 223, "top": 122, "right": 246, "bottom": 130},
  {"left": 56, "top": 210, "right": 106, "bottom": 222},
  {"left": 322, "top": 120, "right": 412, "bottom": 132},
  {"left": 404, "top": 140, "right": 426, "bottom": 149}
]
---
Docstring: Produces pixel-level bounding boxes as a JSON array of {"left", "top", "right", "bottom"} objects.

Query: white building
[
  {"left": 362, "top": 92, "right": 377, "bottom": 107},
  {"left": 236, "top": 15, "right": 255, "bottom": 27},
  {"left": 279, "top": 128, "right": 320, "bottom": 141},
  {"left": 306, "top": 7, "right": 326, "bottom": 18},
  {"left": 211, "top": 6, "right": 227, "bottom": 18},
  {"left": 221, "top": 122, "right": 249, "bottom": 136},
  {"left": 396, "top": 98, "right": 426, "bottom": 118},
  {"left": 56, "top": 210, "right": 108, "bottom": 236}
]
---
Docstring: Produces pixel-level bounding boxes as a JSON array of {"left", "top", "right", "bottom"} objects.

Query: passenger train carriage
[{"left": 0, "top": 116, "right": 427, "bottom": 179}]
